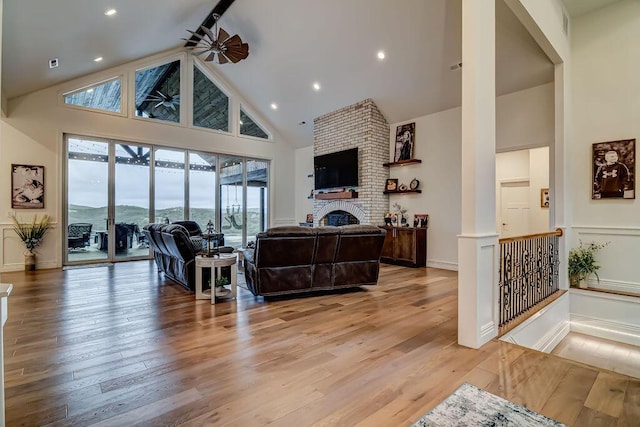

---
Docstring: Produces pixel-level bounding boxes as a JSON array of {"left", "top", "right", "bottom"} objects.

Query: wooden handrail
[{"left": 499, "top": 228, "right": 563, "bottom": 244}]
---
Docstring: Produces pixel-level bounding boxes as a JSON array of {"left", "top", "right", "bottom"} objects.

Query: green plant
[
  {"left": 214, "top": 276, "right": 229, "bottom": 287},
  {"left": 568, "top": 240, "right": 608, "bottom": 282},
  {"left": 12, "top": 214, "right": 51, "bottom": 252}
]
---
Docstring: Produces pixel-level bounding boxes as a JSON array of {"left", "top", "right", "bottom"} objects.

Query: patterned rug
[{"left": 412, "top": 383, "right": 567, "bottom": 426}]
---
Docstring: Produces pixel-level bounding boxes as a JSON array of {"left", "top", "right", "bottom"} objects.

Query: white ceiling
[
  {"left": 2, "top": 0, "right": 557, "bottom": 148},
  {"left": 562, "top": 0, "right": 621, "bottom": 17}
]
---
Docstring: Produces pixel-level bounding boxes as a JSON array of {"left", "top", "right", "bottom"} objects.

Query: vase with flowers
[
  {"left": 568, "top": 240, "right": 608, "bottom": 289},
  {"left": 11, "top": 214, "right": 51, "bottom": 271},
  {"left": 393, "top": 203, "right": 408, "bottom": 227}
]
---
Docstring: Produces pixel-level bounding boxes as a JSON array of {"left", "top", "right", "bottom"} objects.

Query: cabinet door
[
  {"left": 381, "top": 228, "right": 395, "bottom": 259},
  {"left": 395, "top": 229, "right": 416, "bottom": 263}
]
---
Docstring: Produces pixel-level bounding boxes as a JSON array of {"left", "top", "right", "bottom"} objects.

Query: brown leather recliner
[{"left": 241, "top": 225, "right": 386, "bottom": 297}]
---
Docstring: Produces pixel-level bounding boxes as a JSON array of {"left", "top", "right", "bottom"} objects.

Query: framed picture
[
  {"left": 385, "top": 178, "right": 398, "bottom": 192},
  {"left": 394, "top": 122, "right": 416, "bottom": 162},
  {"left": 306, "top": 213, "right": 313, "bottom": 223},
  {"left": 540, "top": 188, "right": 550, "bottom": 208},
  {"left": 12, "top": 164, "right": 44, "bottom": 209},
  {"left": 592, "top": 139, "right": 635, "bottom": 199},
  {"left": 413, "top": 214, "right": 429, "bottom": 228}
]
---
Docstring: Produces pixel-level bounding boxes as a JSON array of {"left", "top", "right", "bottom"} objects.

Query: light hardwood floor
[
  {"left": 552, "top": 332, "right": 640, "bottom": 379},
  {"left": 0, "top": 262, "right": 638, "bottom": 426}
]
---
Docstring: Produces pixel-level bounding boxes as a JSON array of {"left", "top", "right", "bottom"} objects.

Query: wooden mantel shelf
[
  {"left": 315, "top": 191, "right": 358, "bottom": 200},
  {"left": 383, "top": 159, "right": 422, "bottom": 167}
]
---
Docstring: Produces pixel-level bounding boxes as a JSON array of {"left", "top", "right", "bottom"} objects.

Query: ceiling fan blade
[
  {"left": 193, "top": 48, "right": 211, "bottom": 57},
  {"left": 200, "top": 25, "right": 216, "bottom": 42},
  {"left": 217, "top": 53, "right": 229, "bottom": 65},
  {"left": 154, "top": 102, "right": 163, "bottom": 109},
  {"left": 169, "top": 103, "right": 176, "bottom": 111},
  {"left": 217, "top": 27, "right": 231, "bottom": 44},
  {"left": 223, "top": 34, "right": 242, "bottom": 49},
  {"left": 224, "top": 44, "right": 249, "bottom": 63},
  {"left": 204, "top": 52, "right": 217, "bottom": 62},
  {"left": 185, "top": 30, "right": 205, "bottom": 40},
  {"left": 156, "top": 90, "right": 168, "bottom": 100}
]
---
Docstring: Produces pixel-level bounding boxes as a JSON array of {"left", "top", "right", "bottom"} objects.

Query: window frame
[{"left": 60, "top": 75, "right": 126, "bottom": 117}]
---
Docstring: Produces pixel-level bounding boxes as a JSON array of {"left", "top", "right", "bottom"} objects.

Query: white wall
[
  {"left": 295, "top": 145, "right": 314, "bottom": 224},
  {"left": 0, "top": 50, "right": 297, "bottom": 272},
  {"left": 570, "top": 0, "right": 640, "bottom": 293}
]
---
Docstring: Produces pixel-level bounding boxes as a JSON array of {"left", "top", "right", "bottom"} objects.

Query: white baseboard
[
  {"left": 570, "top": 314, "right": 640, "bottom": 347},
  {"left": 539, "top": 321, "right": 570, "bottom": 353},
  {"left": 588, "top": 278, "right": 640, "bottom": 294},
  {"left": 427, "top": 260, "right": 458, "bottom": 271},
  {"left": 2, "top": 260, "right": 58, "bottom": 272}
]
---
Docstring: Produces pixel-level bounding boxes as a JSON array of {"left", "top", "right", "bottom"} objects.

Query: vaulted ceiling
[{"left": 0, "top": 0, "right": 618, "bottom": 147}]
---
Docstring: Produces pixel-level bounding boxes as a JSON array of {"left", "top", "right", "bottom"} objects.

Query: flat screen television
[{"left": 314, "top": 148, "right": 359, "bottom": 190}]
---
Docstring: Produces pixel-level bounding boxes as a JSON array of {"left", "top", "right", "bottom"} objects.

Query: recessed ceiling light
[
  {"left": 312, "top": 82, "right": 321, "bottom": 91},
  {"left": 270, "top": 103, "right": 278, "bottom": 110},
  {"left": 94, "top": 57, "right": 103, "bottom": 62},
  {"left": 105, "top": 8, "right": 117, "bottom": 16},
  {"left": 377, "top": 51, "right": 386, "bottom": 60}
]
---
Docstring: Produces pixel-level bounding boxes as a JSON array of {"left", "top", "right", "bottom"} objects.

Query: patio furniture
[{"left": 68, "top": 223, "right": 92, "bottom": 250}]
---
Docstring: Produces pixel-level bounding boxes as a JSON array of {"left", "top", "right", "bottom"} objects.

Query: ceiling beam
[{"left": 184, "top": 0, "right": 236, "bottom": 48}]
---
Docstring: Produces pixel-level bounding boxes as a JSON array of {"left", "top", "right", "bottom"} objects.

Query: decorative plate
[{"left": 410, "top": 178, "right": 420, "bottom": 190}]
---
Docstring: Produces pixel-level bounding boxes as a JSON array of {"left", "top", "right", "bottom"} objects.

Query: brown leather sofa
[{"left": 241, "top": 225, "right": 386, "bottom": 297}]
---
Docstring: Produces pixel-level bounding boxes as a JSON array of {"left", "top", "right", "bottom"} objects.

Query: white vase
[{"left": 578, "top": 278, "right": 588, "bottom": 289}]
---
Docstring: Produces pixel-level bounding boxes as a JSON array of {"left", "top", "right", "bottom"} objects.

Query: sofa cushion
[{"left": 339, "top": 224, "right": 385, "bottom": 235}]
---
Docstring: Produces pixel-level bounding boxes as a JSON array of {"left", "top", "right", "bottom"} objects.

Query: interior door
[{"left": 500, "top": 182, "right": 530, "bottom": 238}]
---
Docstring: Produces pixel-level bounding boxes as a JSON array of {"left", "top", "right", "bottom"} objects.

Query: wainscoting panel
[
  {"left": 572, "top": 225, "right": 640, "bottom": 294},
  {"left": 499, "top": 292, "right": 570, "bottom": 353}
]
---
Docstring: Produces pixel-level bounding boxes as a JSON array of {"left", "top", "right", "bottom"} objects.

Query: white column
[
  {"left": 458, "top": 0, "right": 499, "bottom": 349},
  {"left": 0, "top": 283, "right": 13, "bottom": 426}
]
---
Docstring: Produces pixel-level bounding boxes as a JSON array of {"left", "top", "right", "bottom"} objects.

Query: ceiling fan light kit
[{"left": 184, "top": 13, "right": 249, "bottom": 64}]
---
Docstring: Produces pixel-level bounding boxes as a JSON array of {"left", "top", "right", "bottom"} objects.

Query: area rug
[{"left": 412, "top": 383, "right": 566, "bottom": 426}]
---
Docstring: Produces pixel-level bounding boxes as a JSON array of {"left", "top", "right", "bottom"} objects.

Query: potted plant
[
  {"left": 393, "top": 203, "right": 408, "bottom": 226},
  {"left": 214, "top": 276, "right": 230, "bottom": 297},
  {"left": 11, "top": 214, "right": 51, "bottom": 271},
  {"left": 568, "top": 240, "right": 608, "bottom": 289}
]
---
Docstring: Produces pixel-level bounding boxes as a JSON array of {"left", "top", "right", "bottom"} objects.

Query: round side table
[{"left": 195, "top": 254, "right": 237, "bottom": 304}]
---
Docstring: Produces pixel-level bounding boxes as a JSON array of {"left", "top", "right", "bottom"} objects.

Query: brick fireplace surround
[{"left": 313, "top": 99, "right": 390, "bottom": 226}]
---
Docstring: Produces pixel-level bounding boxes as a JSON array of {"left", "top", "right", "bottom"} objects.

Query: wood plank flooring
[{"left": 0, "top": 261, "right": 638, "bottom": 426}]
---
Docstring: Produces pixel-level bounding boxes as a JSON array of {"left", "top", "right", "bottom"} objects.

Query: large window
[
  {"left": 63, "top": 78, "right": 122, "bottom": 113},
  {"left": 193, "top": 66, "right": 229, "bottom": 132},
  {"left": 154, "top": 148, "right": 186, "bottom": 223},
  {"left": 189, "top": 152, "right": 217, "bottom": 231},
  {"left": 240, "top": 107, "right": 270, "bottom": 139},
  {"left": 135, "top": 60, "right": 181, "bottom": 123}
]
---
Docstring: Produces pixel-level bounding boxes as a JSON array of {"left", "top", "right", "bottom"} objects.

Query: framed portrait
[
  {"left": 540, "top": 188, "right": 550, "bottom": 208},
  {"left": 385, "top": 178, "right": 398, "bottom": 192},
  {"left": 394, "top": 122, "right": 416, "bottom": 162},
  {"left": 306, "top": 213, "right": 313, "bottom": 223},
  {"left": 413, "top": 214, "right": 429, "bottom": 228},
  {"left": 12, "top": 164, "right": 44, "bottom": 209},
  {"left": 592, "top": 139, "right": 635, "bottom": 199}
]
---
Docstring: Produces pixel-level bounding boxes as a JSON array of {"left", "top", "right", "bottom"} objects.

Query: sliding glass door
[
  {"left": 65, "top": 134, "right": 270, "bottom": 265},
  {"left": 65, "top": 136, "right": 152, "bottom": 264}
]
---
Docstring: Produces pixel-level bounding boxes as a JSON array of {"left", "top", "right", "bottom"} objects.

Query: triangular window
[
  {"left": 240, "top": 107, "right": 270, "bottom": 139},
  {"left": 193, "top": 65, "right": 229, "bottom": 132},
  {"left": 135, "top": 60, "right": 181, "bottom": 123},
  {"left": 63, "top": 78, "right": 122, "bottom": 113}
]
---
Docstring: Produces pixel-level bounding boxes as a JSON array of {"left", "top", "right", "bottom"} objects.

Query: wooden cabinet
[{"left": 379, "top": 226, "right": 427, "bottom": 268}]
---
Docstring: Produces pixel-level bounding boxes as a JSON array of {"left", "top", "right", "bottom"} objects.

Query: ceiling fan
[
  {"left": 146, "top": 90, "right": 180, "bottom": 111},
  {"left": 184, "top": 13, "right": 249, "bottom": 64}
]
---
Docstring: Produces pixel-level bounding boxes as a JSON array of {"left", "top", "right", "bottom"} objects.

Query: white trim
[
  {"left": 570, "top": 287, "right": 640, "bottom": 303},
  {"left": 570, "top": 313, "right": 640, "bottom": 347},
  {"left": 587, "top": 278, "right": 640, "bottom": 294},
  {"left": 480, "top": 322, "right": 496, "bottom": 341},
  {"left": 539, "top": 321, "right": 570, "bottom": 353},
  {"left": 573, "top": 225, "right": 640, "bottom": 234},
  {"left": 427, "top": 260, "right": 458, "bottom": 271},
  {"left": 59, "top": 75, "right": 127, "bottom": 117}
]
